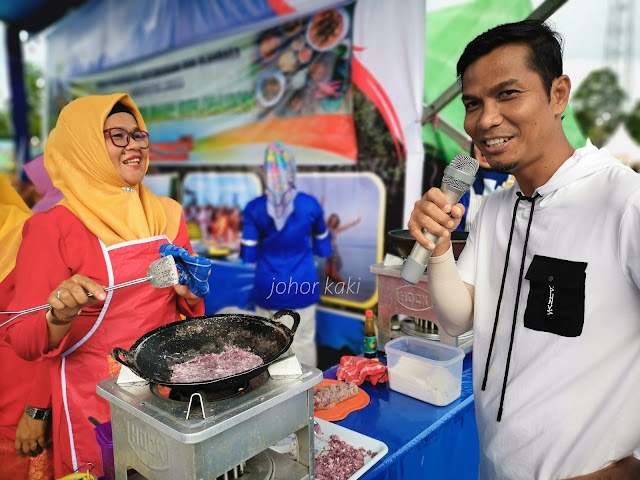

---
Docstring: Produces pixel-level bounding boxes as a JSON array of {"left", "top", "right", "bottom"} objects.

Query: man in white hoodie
[{"left": 408, "top": 20, "right": 640, "bottom": 480}]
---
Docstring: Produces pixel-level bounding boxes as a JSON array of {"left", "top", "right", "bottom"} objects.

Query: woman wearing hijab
[
  {"left": 3, "top": 94, "right": 207, "bottom": 478},
  {"left": 0, "top": 176, "right": 54, "bottom": 480},
  {"left": 240, "top": 141, "right": 331, "bottom": 367}
]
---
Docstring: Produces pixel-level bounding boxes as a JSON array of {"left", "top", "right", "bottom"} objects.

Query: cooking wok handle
[
  {"left": 111, "top": 347, "right": 136, "bottom": 369},
  {"left": 272, "top": 309, "right": 300, "bottom": 334}
]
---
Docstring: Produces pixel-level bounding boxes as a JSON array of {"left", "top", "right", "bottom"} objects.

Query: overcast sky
[
  {"left": 0, "top": 0, "right": 638, "bottom": 105},
  {"left": 539, "top": 0, "right": 639, "bottom": 105}
]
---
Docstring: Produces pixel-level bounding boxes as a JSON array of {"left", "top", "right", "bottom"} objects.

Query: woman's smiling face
[{"left": 103, "top": 112, "right": 148, "bottom": 186}]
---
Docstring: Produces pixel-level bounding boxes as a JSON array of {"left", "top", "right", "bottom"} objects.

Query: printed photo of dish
[
  {"left": 282, "top": 20, "right": 304, "bottom": 38},
  {"left": 256, "top": 70, "right": 286, "bottom": 107},
  {"left": 278, "top": 50, "right": 298, "bottom": 74},
  {"left": 306, "top": 8, "right": 349, "bottom": 52},
  {"left": 258, "top": 33, "right": 282, "bottom": 63},
  {"left": 297, "top": 47, "right": 312, "bottom": 65},
  {"left": 291, "top": 35, "right": 306, "bottom": 51},
  {"left": 289, "top": 68, "right": 307, "bottom": 90}
]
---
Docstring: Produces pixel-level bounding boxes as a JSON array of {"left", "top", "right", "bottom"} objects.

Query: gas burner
[
  {"left": 400, "top": 317, "right": 440, "bottom": 340},
  {"left": 400, "top": 318, "right": 474, "bottom": 351},
  {"left": 150, "top": 371, "right": 270, "bottom": 404}
]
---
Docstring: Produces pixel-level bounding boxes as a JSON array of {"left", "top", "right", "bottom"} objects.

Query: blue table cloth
[{"left": 324, "top": 353, "right": 479, "bottom": 479}]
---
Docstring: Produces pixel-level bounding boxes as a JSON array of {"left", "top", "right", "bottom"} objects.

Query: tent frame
[{"left": 421, "top": 0, "right": 570, "bottom": 146}]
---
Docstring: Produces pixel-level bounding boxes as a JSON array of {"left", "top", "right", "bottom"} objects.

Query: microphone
[{"left": 401, "top": 154, "right": 479, "bottom": 285}]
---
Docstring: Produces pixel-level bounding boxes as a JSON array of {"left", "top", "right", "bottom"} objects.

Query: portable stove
[
  {"left": 370, "top": 262, "right": 473, "bottom": 353},
  {"left": 97, "top": 365, "right": 323, "bottom": 480}
]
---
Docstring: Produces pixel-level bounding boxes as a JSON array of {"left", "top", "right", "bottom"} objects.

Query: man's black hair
[{"left": 456, "top": 20, "right": 564, "bottom": 99}]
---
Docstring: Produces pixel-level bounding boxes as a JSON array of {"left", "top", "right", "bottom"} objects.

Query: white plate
[
  {"left": 270, "top": 417, "right": 388, "bottom": 480},
  {"left": 306, "top": 8, "right": 350, "bottom": 52},
  {"left": 255, "top": 70, "right": 286, "bottom": 107}
]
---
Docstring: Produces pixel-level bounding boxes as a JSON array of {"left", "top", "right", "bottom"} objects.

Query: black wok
[{"left": 111, "top": 309, "right": 299, "bottom": 394}]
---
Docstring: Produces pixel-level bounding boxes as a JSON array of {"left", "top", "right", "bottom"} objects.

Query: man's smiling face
[{"left": 461, "top": 43, "right": 559, "bottom": 176}]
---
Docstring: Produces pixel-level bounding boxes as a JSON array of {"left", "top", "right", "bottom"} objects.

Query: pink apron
[{"left": 53, "top": 236, "right": 181, "bottom": 477}]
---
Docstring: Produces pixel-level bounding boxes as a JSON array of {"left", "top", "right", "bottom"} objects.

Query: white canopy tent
[{"left": 602, "top": 124, "right": 640, "bottom": 170}]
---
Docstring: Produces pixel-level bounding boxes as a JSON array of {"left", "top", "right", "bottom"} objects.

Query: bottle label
[{"left": 364, "top": 336, "right": 377, "bottom": 354}]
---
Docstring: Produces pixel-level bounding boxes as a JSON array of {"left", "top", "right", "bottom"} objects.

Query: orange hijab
[
  {"left": 0, "top": 175, "right": 32, "bottom": 283},
  {"left": 44, "top": 94, "right": 181, "bottom": 246}
]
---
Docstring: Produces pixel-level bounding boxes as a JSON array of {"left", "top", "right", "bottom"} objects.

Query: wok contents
[
  {"left": 315, "top": 423, "right": 377, "bottom": 480},
  {"left": 313, "top": 381, "right": 358, "bottom": 410},
  {"left": 170, "top": 347, "right": 264, "bottom": 383}
]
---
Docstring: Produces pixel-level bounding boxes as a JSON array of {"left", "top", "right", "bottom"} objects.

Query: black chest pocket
[{"left": 524, "top": 255, "right": 587, "bottom": 337}]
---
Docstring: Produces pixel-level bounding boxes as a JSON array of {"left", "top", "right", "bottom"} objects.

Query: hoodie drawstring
[{"left": 481, "top": 191, "right": 540, "bottom": 421}]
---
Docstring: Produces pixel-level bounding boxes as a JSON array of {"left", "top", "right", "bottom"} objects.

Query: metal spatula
[{"left": 0, "top": 256, "right": 179, "bottom": 326}]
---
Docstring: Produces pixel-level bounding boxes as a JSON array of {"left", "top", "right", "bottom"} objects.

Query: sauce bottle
[{"left": 364, "top": 309, "right": 377, "bottom": 358}]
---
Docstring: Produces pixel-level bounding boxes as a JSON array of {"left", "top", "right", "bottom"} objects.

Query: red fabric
[
  {"left": 336, "top": 356, "right": 388, "bottom": 386},
  {"left": 0, "top": 345, "right": 53, "bottom": 437},
  {"left": 4, "top": 206, "right": 204, "bottom": 478},
  {"left": 0, "top": 262, "right": 54, "bottom": 479},
  {"left": 0, "top": 439, "right": 54, "bottom": 480}
]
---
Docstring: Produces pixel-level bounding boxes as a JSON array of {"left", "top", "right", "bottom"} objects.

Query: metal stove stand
[{"left": 97, "top": 366, "right": 323, "bottom": 480}]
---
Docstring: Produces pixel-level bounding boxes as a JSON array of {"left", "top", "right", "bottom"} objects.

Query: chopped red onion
[
  {"left": 315, "top": 434, "right": 378, "bottom": 480},
  {"left": 170, "top": 347, "right": 263, "bottom": 383}
]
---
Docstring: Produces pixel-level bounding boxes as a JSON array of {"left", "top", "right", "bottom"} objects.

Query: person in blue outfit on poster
[
  {"left": 240, "top": 142, "right": 331, "bottom": 367},
  {"left": 457, "top": 142, "right": 514, "bottom": 232}
]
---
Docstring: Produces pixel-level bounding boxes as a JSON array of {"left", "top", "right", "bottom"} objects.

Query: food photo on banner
[
  {"left": 45, "top": 2, "right": 357, "bottom": 165},
  {"left": 297, "top": 172, "right": 385, "bottom": 309},
  {"left": 181, "top": 172, "right": 262, "bottom": 256}
]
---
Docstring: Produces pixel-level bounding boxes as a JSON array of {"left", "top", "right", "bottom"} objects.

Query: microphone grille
[
  {"left": 442, "top": 154, "right": 480, "bottom": 191},
  {"left": 451, "top": 154, "right": 480, "bottom": 175}
]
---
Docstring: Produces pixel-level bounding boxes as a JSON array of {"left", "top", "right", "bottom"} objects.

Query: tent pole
[
  {"left": 421, "top": 0, "right": 570, "bottom": 126},
  {"left": 6, "top": 24, "right": 30, "bottom": 174}
]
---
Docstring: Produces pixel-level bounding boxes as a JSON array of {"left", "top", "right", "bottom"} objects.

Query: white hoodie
[{"left": 457, "top": 145, "right": 640, "bottom": 479}]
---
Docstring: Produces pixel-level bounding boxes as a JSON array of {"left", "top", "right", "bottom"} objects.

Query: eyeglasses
[{"left": 103, "top": 128, "right": 150, "bottom": 149}]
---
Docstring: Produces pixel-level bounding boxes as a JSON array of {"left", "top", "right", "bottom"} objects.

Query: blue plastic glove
[{"left": 159, "top": 244, "right": 212, "bottom": 297}]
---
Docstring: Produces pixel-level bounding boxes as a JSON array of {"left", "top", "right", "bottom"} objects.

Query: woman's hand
[
  {"left": 47, "top": 274, "right": 106, "bottom": 322},
  {"left": 158, "top": 244, "right": 211, "bottom": 303},
  {"left": 407, "top": 187, "right": 465, "bottom": 257},
  {"left": 46, "top": 275, "right": 106, "bottom": 349},
  {"left": 14, "top": 411, "right": 51, "bottom": 457},
  {"left": 172, "top": 283, "right": 202, "bottom": 307}
]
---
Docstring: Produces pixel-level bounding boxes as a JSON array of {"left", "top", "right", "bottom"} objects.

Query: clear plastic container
[
  {"left": 94, "top": 421, "right": 115, "bottom": 480},
  {"left": 385, "top": 336, "right": 465, "bottom": 406}
]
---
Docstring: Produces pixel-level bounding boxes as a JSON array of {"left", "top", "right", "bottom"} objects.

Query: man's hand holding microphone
[
  {"left": 402, "top": 154, "right": 479, "bottom": 284},
  {"left": 408, "top": 188, "right": 466, "bottom": 255}
]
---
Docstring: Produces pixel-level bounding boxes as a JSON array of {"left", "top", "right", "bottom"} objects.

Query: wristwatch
[{"left": 24, "top": 405, "right": 52, "bottom": 421}]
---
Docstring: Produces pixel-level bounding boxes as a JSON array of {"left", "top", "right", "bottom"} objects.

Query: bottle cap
[{"left": 365, "top": 309, "right": 373, "bottom": 318}]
